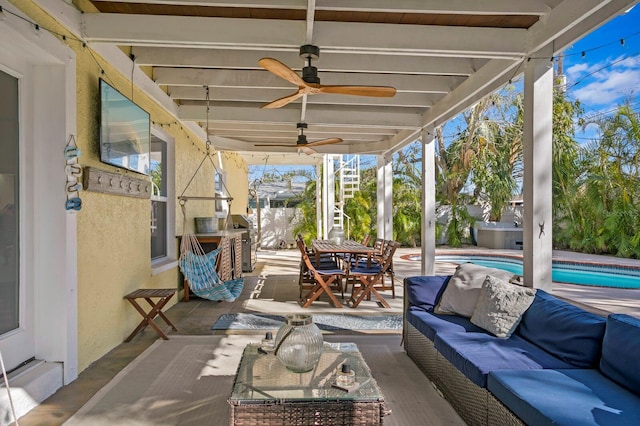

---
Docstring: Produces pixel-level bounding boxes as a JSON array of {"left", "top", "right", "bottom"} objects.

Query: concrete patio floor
[{"left": 14, "top": 246, "right": 639, "bottom": 425}]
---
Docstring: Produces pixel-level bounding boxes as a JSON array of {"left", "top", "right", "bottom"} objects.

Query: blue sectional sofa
[{"left": 403, "top": 274, "right": 640, "bottom": 426}]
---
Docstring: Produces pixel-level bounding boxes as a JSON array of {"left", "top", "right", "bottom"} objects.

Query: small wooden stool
[{"left": 124, "top": 288, "right": 177, "bottom": 342}]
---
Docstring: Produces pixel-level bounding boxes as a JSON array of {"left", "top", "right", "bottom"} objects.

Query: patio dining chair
[
  {"left": 296, "top": 238, "right": 345, "bottom": 308},
  {"left": 346, "top": 240, "right": 400, "bottom": 308},
  {"left": 346, "top": 238, "right": 396, "bottom": 298}
]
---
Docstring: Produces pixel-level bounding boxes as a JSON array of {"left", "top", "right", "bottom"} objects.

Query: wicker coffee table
[{"left": 228, "top": 342, "right": 387, "bottom": 425}]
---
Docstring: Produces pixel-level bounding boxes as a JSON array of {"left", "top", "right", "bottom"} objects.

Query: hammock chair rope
[{"left": 177, "top": 86, "right": 244, "bottom": 302}]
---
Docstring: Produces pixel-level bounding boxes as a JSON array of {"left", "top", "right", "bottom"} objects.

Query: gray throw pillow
[
  {"left": 471, "top": 275, "right": 537, "bottom": 338},
  {"left": 435, "top": 263, "right": 516, "bottom": 317}
]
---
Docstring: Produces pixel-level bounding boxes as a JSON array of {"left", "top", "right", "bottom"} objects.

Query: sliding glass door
[
  {"left": 0, "top": 66, "right": 33, "bottom": 371},
  {"left": 0, "top": 69, "right": 19, "bottom": 338}
]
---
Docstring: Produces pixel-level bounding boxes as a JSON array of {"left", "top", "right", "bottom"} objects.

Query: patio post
[
  {"left": 376, "top": 155, "right": 393, "bottom": 240},
  {"left": 322, "top": 154, "right": 334, "bottom": 239},
  {"left": 522, "top": 44, "right": 554, "bottom": 291},
  {"left": 315, "top": 162, "right": 322, "bottom": 240},
  {"left": 421, "top": 126, "right": 436, "bottom": 276}
]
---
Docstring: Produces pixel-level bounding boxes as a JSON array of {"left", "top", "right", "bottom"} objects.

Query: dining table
[{"left": 311, "top": 239, "right": 377, "bottom": 269}]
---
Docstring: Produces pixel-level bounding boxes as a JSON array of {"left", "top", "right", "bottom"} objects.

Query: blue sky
[{"left": 562, "top": 5, "right": 640, "bottom": 138}]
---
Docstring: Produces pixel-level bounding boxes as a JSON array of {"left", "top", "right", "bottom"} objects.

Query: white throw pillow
[
  {"left": 434, "top": 263, "right": 516, "bottom": 317},
  {"left": 471, "top": 275, "right": 537, "bottom": 338}
]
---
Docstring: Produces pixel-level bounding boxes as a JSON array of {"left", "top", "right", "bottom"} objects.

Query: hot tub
[{"left": 475, "top": 222, "right": 523, "bottom": 250}]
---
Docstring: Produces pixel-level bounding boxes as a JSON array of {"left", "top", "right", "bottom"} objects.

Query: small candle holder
[
  {"left": 260, "top": 332, "right": 275, "bottom": 353},
  {"left": 336, "top": 363, "right": 355, "bottom": 387}
]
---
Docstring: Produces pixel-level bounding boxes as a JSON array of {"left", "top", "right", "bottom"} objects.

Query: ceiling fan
[
  {"left": 254, "top": 122, "right": 343, "bottom": 155},
  {"left": 258, "top": 45, "right": 397, "bottom": 109}
]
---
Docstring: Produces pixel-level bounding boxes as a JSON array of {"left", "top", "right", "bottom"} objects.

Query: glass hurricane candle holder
[{"left": 274, "top": 314, "right": 323, "bottom": 373}]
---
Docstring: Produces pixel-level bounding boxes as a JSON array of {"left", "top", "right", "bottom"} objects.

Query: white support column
[
  {"left": 323, "top": 154, "right": 335, "bottom": 239},
  {"left": 376, "top": 155, "right": 393, "bottom": 240},
  {"left": 376, "top": 155, "right": 385, "bottom": 239},
  {"left": 384, "top": 155, "right": 393, "bottom": 240},
  {"left": 523, "top": 44, "right": 554, "bottom": 291},
  {"left": 315, "top": 162, "right": 322, "bottom": 239},
  {"left": 421, "top": 126, "right": 436, "bottom": 276}
]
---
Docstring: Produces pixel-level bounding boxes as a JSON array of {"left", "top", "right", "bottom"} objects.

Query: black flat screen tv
[{"left": 99, "top": 78, "right": 150, "bottom": 175}]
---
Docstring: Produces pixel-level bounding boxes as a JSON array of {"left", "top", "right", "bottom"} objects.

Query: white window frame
[{"left": 150, "top": 125, "right": 177, "bottom": 274}]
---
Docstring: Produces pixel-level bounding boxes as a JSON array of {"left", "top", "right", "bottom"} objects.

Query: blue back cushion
[
  {"left": 405, "top": 275, "right": 451, "bottom": 311},
  {"left": 517, "top": 290, "right": 606, "bottom": 367},
  {"left": 600, "top": 314, "right": 640, "bottom": 394}
]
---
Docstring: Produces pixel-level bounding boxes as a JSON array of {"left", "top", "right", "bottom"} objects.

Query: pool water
[{"left": 434, "top": 256, "right": 640, "bottom": 289}]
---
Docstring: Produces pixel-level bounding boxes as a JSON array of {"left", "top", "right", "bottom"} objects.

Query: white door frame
[{"left": 0, "top": 1, "right": 78, "bottom": 384}]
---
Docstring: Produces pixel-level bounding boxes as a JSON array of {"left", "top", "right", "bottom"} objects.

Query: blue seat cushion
[
  {"left": 488, "top": 369, "right": 640, "bottom": 426},
  {"left": 600, "top": 314, "right": 640, "bottom": 394},
  {"left": 406, "top": 307, "right": 484, "bottom": 341},
  {"left": 517, "top": 290, "right": 606, "bottom": 367},
  {"left": 349, "top": 264, "right": 383, "bottom": 275},
  {"left": 405, "top": 275, "right": 451, "bottom": 311},
  {"left": 434, "top": 331, "right": 576, "bottom": 387}
]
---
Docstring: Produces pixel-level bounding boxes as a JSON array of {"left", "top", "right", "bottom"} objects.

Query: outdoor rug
[
  {"left": 63, "top": 335, "right": 464, "bottom": 426},
  {"left": 211, "top": 313, "right": 402, "bottom": 332}
]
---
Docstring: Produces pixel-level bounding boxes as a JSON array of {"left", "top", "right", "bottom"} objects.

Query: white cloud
[
  {"left": 567, "top": 53, "right": 640, "bottom": 106},
  {"left": 566, "top": 62, "right": 600, "bottom": 80}
]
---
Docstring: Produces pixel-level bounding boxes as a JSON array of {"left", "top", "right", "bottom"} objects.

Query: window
[{"left": 150, "top": 129, "right": 175, "bottom": 265}]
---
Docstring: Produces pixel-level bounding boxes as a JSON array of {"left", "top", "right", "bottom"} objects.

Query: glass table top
[{"left": 229, "top": 342, "right": 384, "bottom": 403}]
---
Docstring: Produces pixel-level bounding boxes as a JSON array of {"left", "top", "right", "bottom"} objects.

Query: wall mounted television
[{"left": 99, "top": 78, "right": 150, "bottom": 175}]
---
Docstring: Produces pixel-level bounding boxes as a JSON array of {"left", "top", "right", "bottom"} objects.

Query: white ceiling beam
[
  {"left": 82, "top": 14, "right": 527, "bottom": 58},
  {"left": 304, "top": 106, "right": 422, "bottom": 129},
  {"left": 226, "top": 134, "right": 385, "bottom": 143},
  {"left": 421, "top": 59, "right": 520, "bottom": 129},
  {"left": 155, "top": 68, "right": 292, "bottom": 88},
  {"left": 154, "top": 68, "right": 462, "bottom": 93},
  {"left": 312, "top": 22, "right": 526, "bottom": 58},
  {"left": 553, "top": 0, "right": 640, "bottom": 52},
  {"left": 169, "top": 86, "right": 438, "bottom": 107},
  {"left": 209, "top": 122, "right": 396, "bottom": 135},
  {"left": 132, "top": 47, "right": 480, "bottom": 76},
  {"left": 240, "top": 152, "right": 322, "bottom": 166},
  {"left": 317, "top": 0, "right": 551, "bottom": 15},
  {"left": 90, "top": 1, "right": 307, "bottom": 7},
  {"left": 91, "top": 0, "right": 550, "bottom": 15},
  {"left": 527, "top": 0, "right": 611, "bottom": 54},
  {"left": 179, "top": 103, "right": 422, "bottom": 128},
  {"left": 82, "top": 14, "right": 305, "bottom": 48}
]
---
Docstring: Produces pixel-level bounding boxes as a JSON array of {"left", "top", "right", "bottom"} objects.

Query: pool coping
[{"left": 401, "top": 252, "right": 640, "bottom": 274}]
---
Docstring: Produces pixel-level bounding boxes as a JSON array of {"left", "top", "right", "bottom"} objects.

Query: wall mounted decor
[{"left": 83, "top": 166, "right": 151, "bottom": 199}]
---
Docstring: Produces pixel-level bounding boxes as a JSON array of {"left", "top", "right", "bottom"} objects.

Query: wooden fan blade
[
  {"left": 306, "top": 137, "right": 344, "bottom": 148},
  {"left": 258, "top": 58, "right": 307, "bottom": 87},
  {"left": 301, "top": 146, "right": 317, "bottom": 155},
  {"left": 254, "top": 144, "right": 298, "bottom": 147},
  {"left": 261, "top": 90, "right": 305, "bottom": 109},
  {"left": 317, "top": 85, "right": 396, "bottom": 97}
]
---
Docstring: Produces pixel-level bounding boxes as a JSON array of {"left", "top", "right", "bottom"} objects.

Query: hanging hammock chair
[
  {"left": 177, "top": 86, "right": 244, "bottom": 302},
  {"left": 179, "top": 204, "right": 244, "bottom": 302}
]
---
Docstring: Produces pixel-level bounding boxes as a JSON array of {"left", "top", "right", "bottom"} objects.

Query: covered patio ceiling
[{"left": 74, "top": 0, "right": 639, "bottom": 163}]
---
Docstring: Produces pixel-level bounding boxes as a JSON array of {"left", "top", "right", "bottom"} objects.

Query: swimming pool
[{"left": 432, "top": 255, "right": 640, "bottom": 289}]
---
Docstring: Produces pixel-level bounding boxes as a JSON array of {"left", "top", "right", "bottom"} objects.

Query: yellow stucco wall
[{"left": 12, "top": 0, "right": 248, "bottom": 372}]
